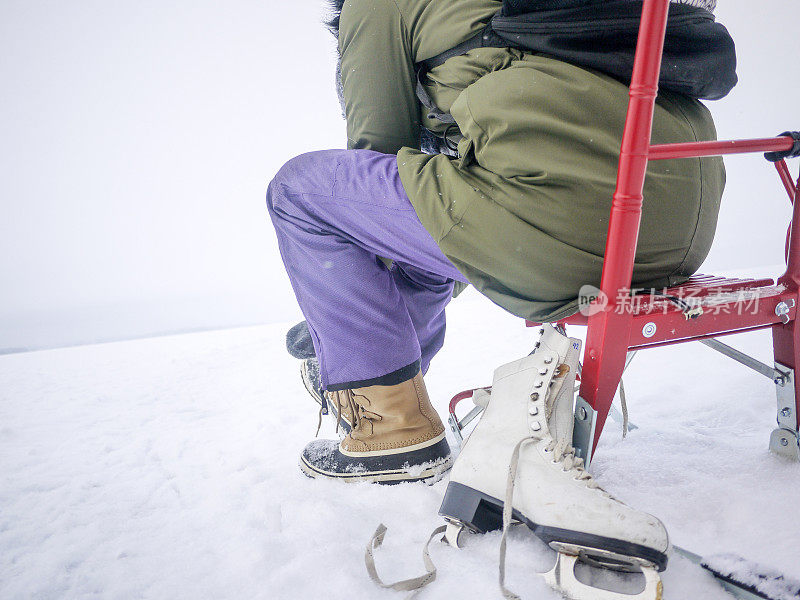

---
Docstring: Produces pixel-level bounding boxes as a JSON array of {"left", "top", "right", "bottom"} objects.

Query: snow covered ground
[{"left": 2, "top": 287, "right": 799, "bottom": 599}]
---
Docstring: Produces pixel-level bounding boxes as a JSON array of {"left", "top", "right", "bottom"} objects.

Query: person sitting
[{"left": 266, "top": 0, "right": 726, "bottom": 483}]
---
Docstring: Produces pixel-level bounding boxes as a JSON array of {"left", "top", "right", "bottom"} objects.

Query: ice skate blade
[
  {"left": 443, "top": 520, "right": 468, "bottom": 549},
  {"left": 544, "top": 552, "right": 663, "bottom": 600},
  {"left": 550, "top": 541, "right": 660, "bottom": 573}
]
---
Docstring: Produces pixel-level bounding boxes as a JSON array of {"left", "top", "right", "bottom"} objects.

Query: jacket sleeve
[{"left": 338, "top": 0, "right": 421, "bottom": 154}]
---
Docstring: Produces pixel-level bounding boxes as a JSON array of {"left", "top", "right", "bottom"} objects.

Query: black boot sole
[{"left": 300, "top": 437, "right": 452, "bottom": 485}]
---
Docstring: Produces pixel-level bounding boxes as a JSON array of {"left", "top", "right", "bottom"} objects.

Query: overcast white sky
[{"left": 1, "top": 0, "right": 798, "bottom": 353}]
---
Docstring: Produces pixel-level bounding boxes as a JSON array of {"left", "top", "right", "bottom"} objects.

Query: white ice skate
[{"left": 439, "top": 325, "right": 668, "bottom": 600}]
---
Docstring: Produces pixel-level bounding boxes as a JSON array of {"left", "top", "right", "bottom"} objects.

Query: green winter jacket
[{"left": 338, "top": 0, "right": 725, "bottom": 322}]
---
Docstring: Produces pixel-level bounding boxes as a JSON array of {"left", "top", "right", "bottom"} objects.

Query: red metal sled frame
[{"left": 525, "top": 0, "right": 800, "bottom": 457}]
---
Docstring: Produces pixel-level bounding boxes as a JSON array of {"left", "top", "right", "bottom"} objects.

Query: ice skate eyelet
[
  {"left": 528, "top": 406, "right": 539, "bottom": 416},
  {"left": 533, "top": 380, "right": 544, "bottom": 389},
  {"left": 530, "top": 422, "right": 541, "bottom": 432},
  {"left": 538, "top": 368, "right": 548, "bottom": 376},
  {"left": 529, "top": 392, "right": 540, "bottom": 401},
  {"left": 544, "top": 357, "right": 553, "bottom": 364}
]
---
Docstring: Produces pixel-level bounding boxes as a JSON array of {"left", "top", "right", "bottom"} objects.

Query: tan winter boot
[{"left": 300, "top": 372, "right": 452, "bottom": 484}]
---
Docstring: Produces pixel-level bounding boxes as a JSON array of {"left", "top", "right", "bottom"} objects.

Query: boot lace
[
  {"left": 316, "top": 390, "right": 355, "bottom": 436},
  {"left": 315, "top": 390, "right": 383, "bottom": 437},
  {"left": 316, "top": 391, "right": 344, "bottom": 437},
  {"left": 349, "top": 391, "right": 382, "bottom": 436}
]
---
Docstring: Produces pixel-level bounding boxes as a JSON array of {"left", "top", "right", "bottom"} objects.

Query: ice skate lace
[
  {"left": 575, "top": 356, "right": 635, "bottom": 439},
  {"left": 543, "top": 437, "right": 596, "bottom": 487},
  {"left": 499, "top": 434, "right": 600, "bottom": 600},
  {"left": 360, "top": 440, "right": 599, "bottom": 599},
  {"left": 365, "top": 523, "right": 443, "bottom": 599}
]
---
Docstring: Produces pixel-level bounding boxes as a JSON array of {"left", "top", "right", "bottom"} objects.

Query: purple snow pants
[{"left": 266, "top": 149, "right": 468, "bottom": 391}]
